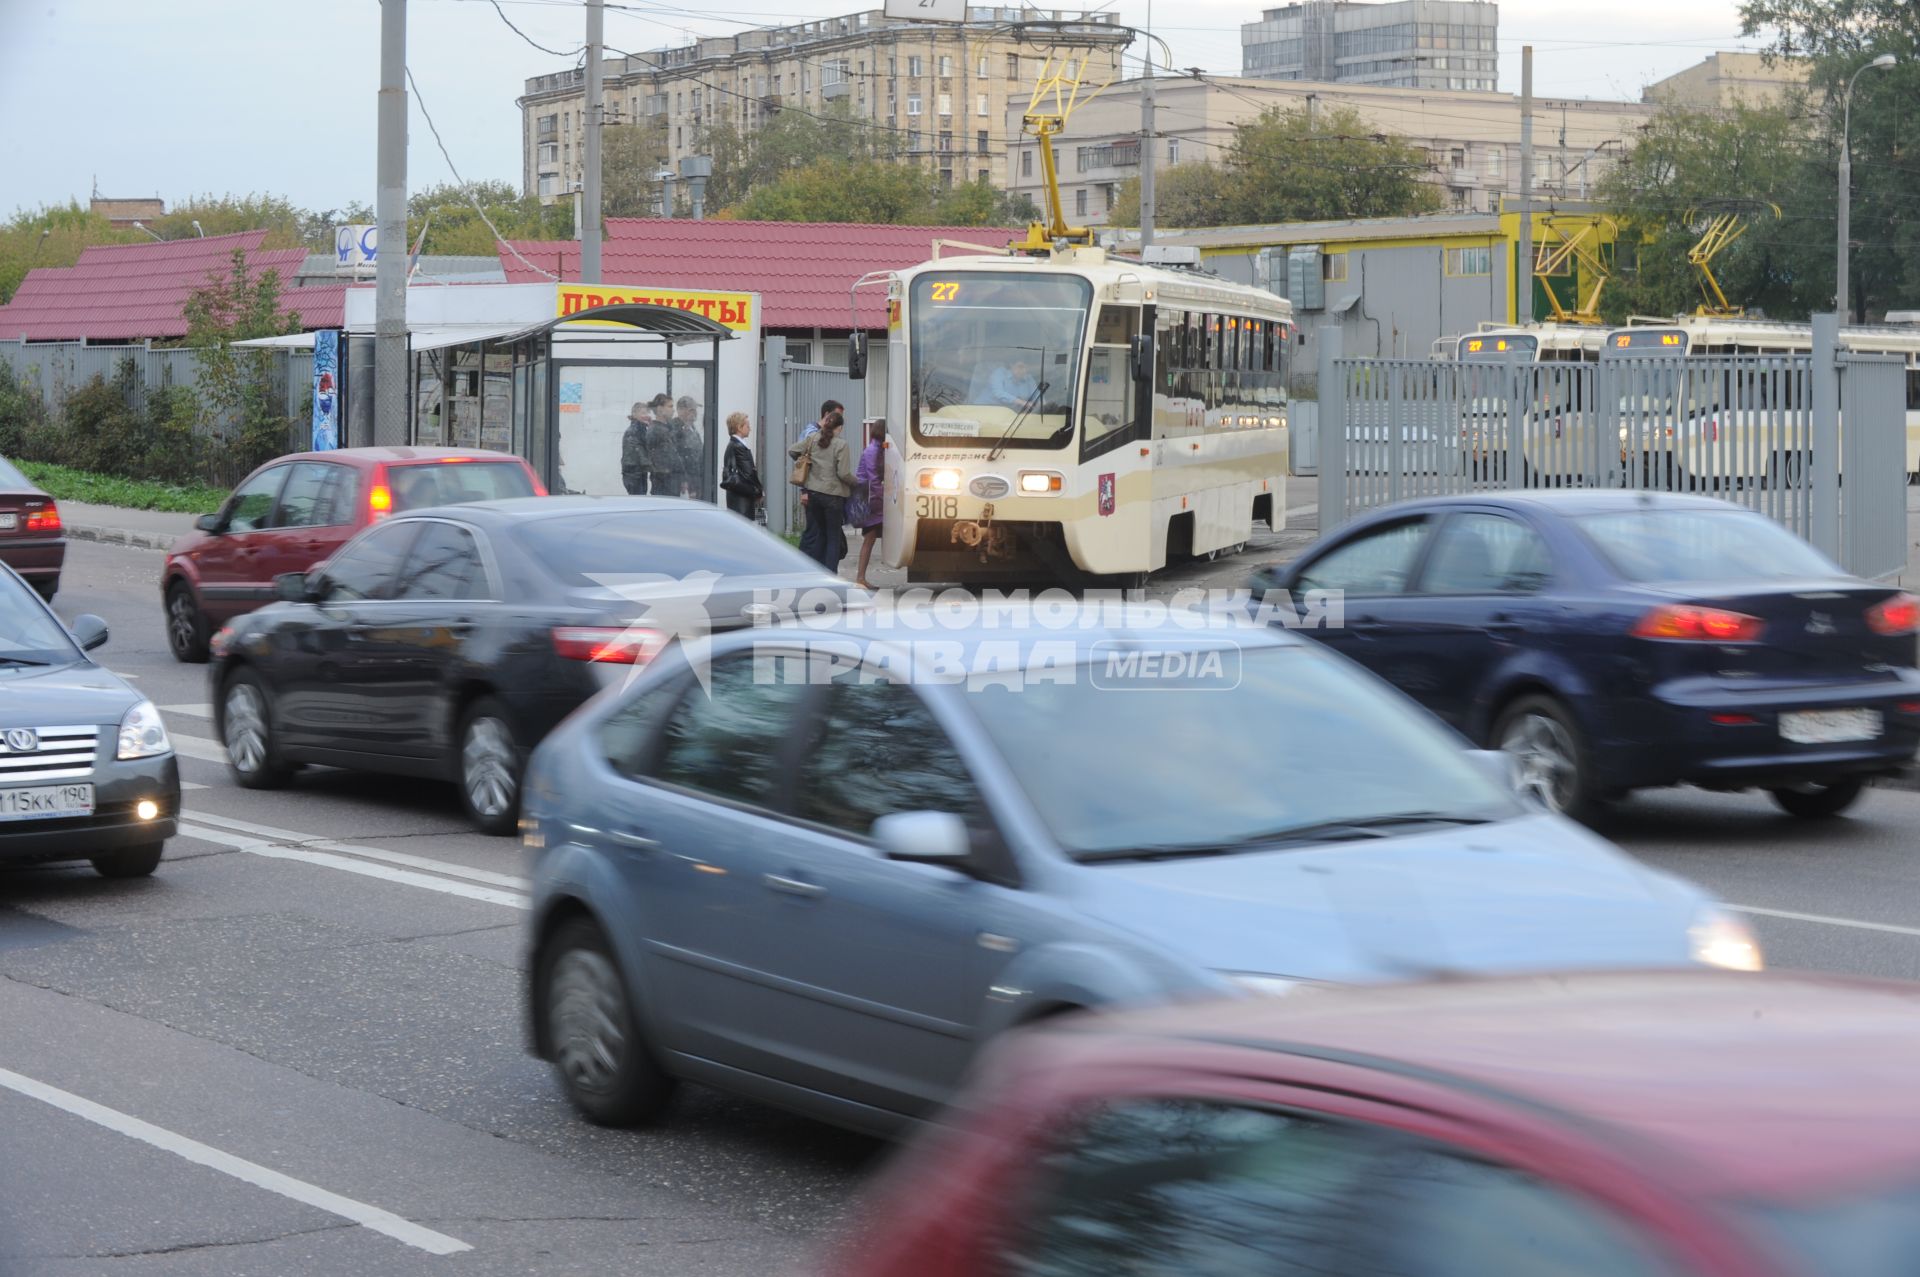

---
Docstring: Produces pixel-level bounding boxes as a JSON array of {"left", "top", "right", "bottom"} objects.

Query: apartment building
[
  {"left": 1643, "top": 51, "right": 1812, "bottom": 109},
  {"left": 1242, "top": 0, "right": 1497, "bottom": 91},
  {"left": 1007, "top": 75, "right": 1658, "bottom": 227},
  {"left": 518, "top": 7, "right": 1128, "bottom": 205}
]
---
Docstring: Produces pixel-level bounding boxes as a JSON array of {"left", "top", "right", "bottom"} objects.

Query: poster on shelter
[{"left": 310, "top": 330, "right": 340, "bottom": 451}]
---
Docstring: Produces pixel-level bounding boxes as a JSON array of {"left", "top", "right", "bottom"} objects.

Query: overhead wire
[{"left": 406, "top": 64, "right": 562, "bottom": 279}]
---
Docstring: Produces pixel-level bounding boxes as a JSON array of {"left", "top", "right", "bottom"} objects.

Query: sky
[{"left": 0, "top": 0, "right": 1771, "bottom": 218}]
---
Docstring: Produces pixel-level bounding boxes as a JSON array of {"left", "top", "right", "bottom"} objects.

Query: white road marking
[
  {"left": 0, "top": 1067, "right": 471, "bottom": 1256},
  {"left": 168, "top": 732, "right": 229, "bottom": 764},
  {"left": 181, "top": 781, "right": 208, "bottom": 791},
  {"left": 159, "top": 702, "right": 213, "bottom": 718},
  {"left": 1731, "top": 903, "right": 1920, "bottom": 940},
  {"left": 176, "top": 823, "right": 530, "bottom": 909},
  {"left": 182, "top": 811, "right": 529, "bottom": 890}
]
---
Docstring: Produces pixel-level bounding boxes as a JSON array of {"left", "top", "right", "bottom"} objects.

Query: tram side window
[
  {"left": 1908, "top": 369, "right": 1920, "bottom": 411},
  {"left": 1082, "top": 305, "right": 1140, "bottom": 459}
]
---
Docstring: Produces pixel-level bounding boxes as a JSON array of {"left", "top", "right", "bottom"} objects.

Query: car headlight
[
  {"left": 919, "top": 468, "right": 962, "bottom": 492},
  {"left": 117, "top": 700, "right": 172, "bottom": 761},
  {"left": 1223, "top": 972, "right": 1317, "bottom": 998},
  {"left": 1690, "top": 908, "right": 1764, "bottom": 972}
]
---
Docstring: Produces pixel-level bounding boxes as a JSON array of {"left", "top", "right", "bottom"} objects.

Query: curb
[
  {"left": 1874, "top": 772, "right": 1920, "bottom": 794},
  {"left": 65, "top": 523, "right": 179, "bottom": 553}
]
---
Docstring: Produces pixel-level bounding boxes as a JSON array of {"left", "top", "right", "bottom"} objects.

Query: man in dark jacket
[{"left": 620, "top": 402, "right": 654, "bottom": 494}]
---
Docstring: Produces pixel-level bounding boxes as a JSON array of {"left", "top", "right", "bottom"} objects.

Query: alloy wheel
[
  {"left": 224, "top": 683, "right": 269, "bottom": 774},
  {"left": 550, "top": 948, "right": 627, "bottom": 1094},
  {"left": 1500, "top": 712, "right": 1577, "bottom": 813},
  {"left": 167, "top": 592, "right": 198, "bottom": 653},
  {"left": 462, "top": 717, "right": 517, "bottom": 819}
]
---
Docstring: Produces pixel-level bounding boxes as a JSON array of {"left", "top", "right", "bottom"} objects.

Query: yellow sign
[{"left": 555, "top": 283, "right": 755, "bottom": 332}]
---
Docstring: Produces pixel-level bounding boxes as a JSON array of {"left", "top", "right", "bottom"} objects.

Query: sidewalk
[{"left": 58, "top": 501, "right": 196, "bottom": 552}]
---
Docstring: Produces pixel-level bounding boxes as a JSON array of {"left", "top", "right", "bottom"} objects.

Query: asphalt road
[{"left": 4, "top": 536, "right": 1919, "bottom": 1274}]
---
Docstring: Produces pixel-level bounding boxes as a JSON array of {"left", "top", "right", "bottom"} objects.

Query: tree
[
  {"left": 734, "top": 158, "right": 937, "bottom": 224},
  {"left": 150, "top": 194, "right": 308, "bottom": 248},
  {"left": 1107, "top": 162, "right": 1239, "bottom": 229},
  {"left": 1738, "top": 0, "right": 1920, "bottom": 318},
  {"left": 1221, "top": 104, "right": 1442, "bottom": 224},
  {"left": 406, "top": 181, "right": 571, "bottom": 256},
  {"left": 603, "top": 123, "right": 670, "bottom": 217},
  {"left": 183, "top": 248, "right": 305, "bottom": 478},
  {"left": 700, "top": 99, "right": 884, "bottom": 214},
  {"left": 1598, "top": 102, "right": 1821, "bottom": 322},
  {"left": 0, "top": 202, "right": 137, "bottom": 304}
]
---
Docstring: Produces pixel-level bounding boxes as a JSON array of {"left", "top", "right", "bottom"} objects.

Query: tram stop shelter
[{"left": 240, "top": 280, "right": 758, "bottom": 505}]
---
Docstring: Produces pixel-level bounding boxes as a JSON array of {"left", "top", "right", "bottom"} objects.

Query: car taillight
[
  {"left": 1867, "top": 593, "right": 1919, "bottom": 636},
  {"left": 209, "top": 626, "right": 234, "bottom": 659},
  {"left": 551, "top": 626, "right": 664, "bottom": 665},
  {"left": 1632, "top": 604, "right": 1764, "bottom": 642},
  {"left": 368, "top": 484, "right": 392, "bottom": 521},
  {"left": 24, "top": 503, "right": 60, "bottom": 533}
]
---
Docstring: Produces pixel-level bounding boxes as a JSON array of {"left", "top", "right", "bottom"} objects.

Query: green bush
[{"left": 0, "top": 358, "right": 48, "bottom": 457}]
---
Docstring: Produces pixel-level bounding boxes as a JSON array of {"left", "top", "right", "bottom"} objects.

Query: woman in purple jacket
[{"left": 848, "top": 421, "right": 886, "bottom": 589}]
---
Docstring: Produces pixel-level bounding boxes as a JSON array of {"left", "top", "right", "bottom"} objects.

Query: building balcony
[{"left": 823, "top": 80, "right": 849, "bottom": 99}]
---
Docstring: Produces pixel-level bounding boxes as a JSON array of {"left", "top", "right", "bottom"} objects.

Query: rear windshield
[
  {"left": 1578, "top": 508, "right": 1836, "bottom": 583},
  {"left": 0, "top": 456, "right": 32, "bottom": 489},
  {"left": 514, "top": 509, "right": 824, "bottom": 584},
  {"left": 388, "top": 461, "right": 534, "bottom": 512}
]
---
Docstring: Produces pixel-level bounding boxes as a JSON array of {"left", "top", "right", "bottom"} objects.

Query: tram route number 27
[
  {"left": 916, "top": 494, "right": 958, "bottom": 519},
  {"left": 928, "top": 282, "right": 961, "bottom": 303}
]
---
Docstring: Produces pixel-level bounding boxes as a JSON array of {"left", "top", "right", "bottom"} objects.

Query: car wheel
[
  {"left": 541, "top": 916, "right": 676, "bottom": 1127},
  {"left": 33, "top": 578, "right": 57, "bottom": 603},
  {"left": 458, "top": 698, "right": 522, "bottom": 835},
  {"left": 166, "top": 582, "right": 210, "bottom": 663},
  {"left": 91, "top": 842, "right": 164, "bottom": 879},
  {"left": 1769, "top": 780, "right": 1864, "bottom": 820},
  {"left": 1494, "top": 695, "right": 1600, "bottom": 822},
  {"left": 222, "top": 670, "right": 292, "bottom": 789}
]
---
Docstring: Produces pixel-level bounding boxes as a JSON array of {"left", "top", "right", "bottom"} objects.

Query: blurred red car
[
  {"left": 161, "top": 446, "right": 543, "bottom": 662},
  {"left": 834, "top": 972, "right": 1920, "bottom": 1277},
  {"left": 0, "top": 454, "right": 64, "bottom": 600}
]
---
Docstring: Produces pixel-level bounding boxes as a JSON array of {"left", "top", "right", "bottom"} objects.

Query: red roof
[
  {"left": 0, "top": 230, "right": 344, "bottom": 342},
  {"left": 499, "top": 219, "right": 1022, "bottom": 329}
]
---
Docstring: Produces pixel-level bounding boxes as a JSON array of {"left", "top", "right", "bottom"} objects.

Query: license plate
[
  {"left": 0, "top": 783, "right": 94, "bottom": 821},
  {"left": 1780, "top": 709, "right": 1882, "bottom": 745},
  {"left": 0, "top": 513, "right": 15, "bottom": 531}
]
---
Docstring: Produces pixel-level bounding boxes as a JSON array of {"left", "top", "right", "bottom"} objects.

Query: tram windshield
[{"left": 909, "top": 271, "right": 1092, "bottom": 451}]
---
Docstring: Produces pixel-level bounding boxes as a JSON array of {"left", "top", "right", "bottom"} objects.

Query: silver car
[{"left": 520, "top": 615, "right": 1757, "bottom": 1135}]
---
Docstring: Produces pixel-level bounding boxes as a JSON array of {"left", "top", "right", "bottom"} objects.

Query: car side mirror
[
  {"left": 873, "top": 811, "right": 971, "bottom": 864},
  {"left": 69, "top": 614, "right": 109, "bottom": 652},
  {"left": 274, "top": 571, "right": 318, "bottom": 603},
  {"left": 1129, "top": 333, "right": 1154, "bottom": 384},
  {"left": 195, "top": 513, "right": 224, "bottom": 534},
  {"left": 1467, "top": 749, "right": 1530, "bottom": 802},
  {"left": 848, "top": 332, "right": 869, "bottom": 381}
]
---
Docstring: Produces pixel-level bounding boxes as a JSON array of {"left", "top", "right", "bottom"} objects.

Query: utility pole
[
  {"left": 581, "top": 0, "right": 604, "bottom": 284},
  {"left": 374, "top": 0, "right": 408, "bottom": 446},
  {"left": 1139, "top": 0, "right": 1155, "bottom": 251},
  {"left": 1516, "top": 44, "right": 1533, "bottom": 326},
  {"left": 1838, "top": 53, "right": 1897, "bottom": 322}
]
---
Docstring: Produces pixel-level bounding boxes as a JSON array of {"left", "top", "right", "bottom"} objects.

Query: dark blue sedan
[{"left": 1252, "top": 491, "right": 1920, "bottom": 821}]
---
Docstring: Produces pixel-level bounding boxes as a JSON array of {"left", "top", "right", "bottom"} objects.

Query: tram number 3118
[{"left": 915, "top": 494, "right": 958, "bottom": 519}]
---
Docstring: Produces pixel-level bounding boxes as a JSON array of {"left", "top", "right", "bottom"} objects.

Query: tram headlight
[
  {"left": 1018, "top": 471, "right": 1064, "bottom": 494},
  {"left": 919, "top": 468, "right": 962, "bottom": 492}
]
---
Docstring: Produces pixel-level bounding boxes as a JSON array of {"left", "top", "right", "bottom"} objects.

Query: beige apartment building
[
  {"left": 1006, "top": 74, "right": 1661, "bottom": 228},
  {"left": 518, "top": 7, "right": 1128, "bottom": 206},
  {"left": 1642, "top": 51, "right": 1812, "bottom": 109}
]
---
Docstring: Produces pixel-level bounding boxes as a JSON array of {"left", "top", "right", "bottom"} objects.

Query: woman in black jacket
[{"left": 720, "top": 411, "right": 764, "bottom": 519}]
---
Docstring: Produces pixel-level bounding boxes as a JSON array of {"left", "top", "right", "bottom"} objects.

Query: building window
[
  {"left": 1022, "top": 148, "right": 1033, "bottom": 177},
  {"left": 1323, "top": 253, "right": 1348, "bottom": 282},
  {"left": 538, "top": 174, "right": 557, "bottom": 197},
  {"left": 977, "top": 128, "right": 989, "bottom": 152},
  {"left": 1487, "top": 147, "right": 1504, "bottom": 179},
  {"left": 979, "top": 168, "right": 991, "bottom": 183},
  {"left": 537, "top": 113, "right": 558, "bottom": 138},
  {"left": 939, "top": 55, "right": 952, "bottom": 77},
  {"left": 1076, "top": 188, "right": 1088, "bottom": 216},
  {"left": 907, "top": 94, "right": 922, "bottom": 116},
  {"left": 675, "top": 126, "right": 682, "bottom": 148},
  {"left": 1450, "top": 147, "right": 1465, "bottom": 170},
  {"left": 940, "top": 167, "right": 953, "bottom": 187},
  {"left": 1445, "top": 246, "right": 1492, "bottom": 276},
  {"left": 889, "top": 56, "right": 897, "bottom": 75},
  {"left": 938, "top": 93, "right": 952, "bottom": 116},
  {"left": 1007, "top": 53, "right": 1020, "bottom": 78},
  {"left": 1167, "top": 137, "right": 1180, "bottom": 164},
  {"left": 978, "top": 55, "right": 990, "bottom": 77},
  {"left": 976, "top": 92, "right": 989, "bottom": 117},
  {"left": 939, "top": 131, "right": 953, "bottom": 152},
  {"left": 909, "top": 55, "right": 924, "bottom": 77},
  {"left": 538, "top": 142, "right": 558, "bottom": 164}
]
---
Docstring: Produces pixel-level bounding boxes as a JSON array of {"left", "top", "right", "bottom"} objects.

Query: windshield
[
  {"left": 1741, "top": 1176, "right": 1920, "bottom": 1277},
  {"left": 0, "top": 456, "right": 34, "bottom": 490},
  {"left": 962, "top": 646, "right": 1514, "bottom": 859},
  {"left": 909, "top": 271, "right": 1091, "bottom": 451},
  {"left": 1457, "top": 333, "right": 1539, "bottom": 362},
  {"left": 0, "top": 571, "right": 80, "bottom": 666},
  {"left": 1579, "top": 508, "right": 1837, "bottom": 583},
  {"left": 515, "top": 509, "right": 824, "bottom": 585},
  {"left": 388, "top": 461, "right": 535, "bottom": 512}
]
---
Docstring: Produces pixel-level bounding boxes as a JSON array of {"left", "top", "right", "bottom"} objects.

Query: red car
[
  {"left": 834, "top": 972, "right": 1920, "bottom": 1277},
  {"left": 0, "top": 454, "right": 64, "bottom": 600},
  {"left": 162, "top": 447, "right": 544, "bottom": 662}
]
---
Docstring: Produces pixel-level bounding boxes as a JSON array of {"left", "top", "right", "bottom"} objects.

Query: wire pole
[
  {"left": 375, "top": 0, "right": 408, "bottom": 445},
  {"left": 582, "top": 0, "right": 604, "bottom": 283},
  {"left": 1139, "top": 66, "right": 1156, "bottom": 249},
  {"left": 1516, "top": 43, "right": 1533, "bottom": 325}
]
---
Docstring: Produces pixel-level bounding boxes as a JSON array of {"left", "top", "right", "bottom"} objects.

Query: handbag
[{"left": 789, "top": 443, "right": 813, "bottom": 488}]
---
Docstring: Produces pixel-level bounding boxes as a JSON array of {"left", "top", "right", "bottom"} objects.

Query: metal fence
[
  {"left": 0, "top": 338, "right": 312, "bottom": 435},
  {"left": 758, "top": 335, "right": 860, "bottom": 537},
  {"left": 1316, "top": 322, "right": 1910, "bottom": 580}
]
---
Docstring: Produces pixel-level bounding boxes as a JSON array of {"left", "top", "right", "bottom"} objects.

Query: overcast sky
[{"left": 0, "top": 0, "right": 1768, "bottom": 217}]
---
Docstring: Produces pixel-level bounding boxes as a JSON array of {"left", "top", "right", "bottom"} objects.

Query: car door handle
[
  {"left": 762, "top": 873, "right": 825, "bottom": 900},
  {"left": 1350, "top": 616, "right": 1386, "bottom": 634},
  {"left": 608, "top": 829, "right": 658, "bottom": 852},
  {"left": 1488, "top": 612, "right": 1524, "bottom": 636}
]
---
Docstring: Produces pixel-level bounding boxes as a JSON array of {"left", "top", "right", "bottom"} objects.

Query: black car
[
  {"left": 207, "top": 497, "right": 855, "bottom": 833},
  {"left": 0, "top": 563, "right": 179, "bottom": 877},
  {"left": 1253, "top": 491, "right": 1920, "bottom": 821}
]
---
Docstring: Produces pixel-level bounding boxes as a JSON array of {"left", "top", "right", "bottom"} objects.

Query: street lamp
[
  {"left": 130, "top": 221, "right": 163, "bottom": 242},
  {"left": 1837, "top": 52, "right": 1896, "bottom": 322}
]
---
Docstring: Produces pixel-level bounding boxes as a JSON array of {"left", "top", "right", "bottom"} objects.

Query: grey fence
[
  {"left": 0, "top": 338, "right": 312, "bottom": 444},
  {"left": 758, "top": 335, "right": 860, "bottom": 537},
  {"left": 1316, "top": 322, "right": 1910, "bottom": 580}
]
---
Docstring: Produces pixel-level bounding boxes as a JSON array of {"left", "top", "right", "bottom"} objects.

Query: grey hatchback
[{"left": 521, "top": 615, "right": 1758, "bottom": 1136}]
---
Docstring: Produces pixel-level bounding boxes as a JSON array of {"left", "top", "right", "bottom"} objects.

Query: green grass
[{"left": 13, "top": 461, "right": 227, "bottom": 515}]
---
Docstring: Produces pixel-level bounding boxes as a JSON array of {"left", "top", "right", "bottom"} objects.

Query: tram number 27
[{"left": 915, "top": 495, "right": 958, "bottom": 520}]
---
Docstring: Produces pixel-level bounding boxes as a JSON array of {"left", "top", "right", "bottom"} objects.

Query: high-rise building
[
  {"left": 517, "top": 7, "right": 1128, "bottom": 206},
  {"left": 1242, "top": 0, "right": 1497, "bottom": 92}
]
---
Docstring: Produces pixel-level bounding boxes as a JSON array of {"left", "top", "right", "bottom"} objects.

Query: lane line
[
  {"left": 176, "top": 824, "right": 529, "bottom": 909},
  {"left": 169, "top": 733, "right": 229, "bottom": 764},
  {"left": 183, "top": 811, "right": 529, "bottom": 890},
  {"left": 0, "top": 1067, "right": 471, "bottom": 1256},
  {"left": 159, "top": 702, "right": 213, "bottom": 718},
  {"left": 182, "top": 781, "right": 208, "bottom": 791},
  {"left": 1730, "top": 903, "right": 1920, "bottom": 940}
]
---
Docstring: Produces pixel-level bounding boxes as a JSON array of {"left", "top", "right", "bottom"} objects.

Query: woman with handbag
[
  {"left": 720, "top": 412, "right": 764, "bottom": 519},
  {"left": 848, "top": 420, "right": 886, "bottom": 589},
  {"left": 788, "top": 410, "right": 857, "bottom": 569}
]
